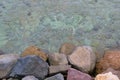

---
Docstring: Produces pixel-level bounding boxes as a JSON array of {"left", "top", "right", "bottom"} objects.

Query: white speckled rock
[
  {"left": 95, "top": 72, "right": 119, "bottom": 80},
  {"left": 68, "top": 46, "right": 96, "bottom": 73},
  {"left": 22, "top": 76, "right": 39, "bottom": 80}
]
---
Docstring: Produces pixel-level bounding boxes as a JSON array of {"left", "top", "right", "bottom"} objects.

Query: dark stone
[
  {"left": 45, "top": 73, "right": 64, "bottom": 80},
  {"left": 0, "top": 50, "right": 5, "bottom": 55},
  {"left": 10, "top": 55, "right": 49, "bottom": 79}
]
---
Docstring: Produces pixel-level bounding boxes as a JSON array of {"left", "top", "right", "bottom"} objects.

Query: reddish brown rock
[
  {"left": 21, "top": 46, "right": 48, "bottom": 61},
  {"left": 48, "top": 53, "right": 68, "bottom": 65},
  {"left": 103, "top": 68, "right": 120, "bottom": 79},
  {"left": 59, "top": 43, "right": 76, "bottom": 55},
  {"left": 96, "top": 49, "right": 120, "bottom": 73},
  {"left": 49, "top": 65, "right": 71, "bottom": 74},
  {"left": 67, "top": 68, "right": 93, "bottom": 80},
  {"left": 68, "top": 46, "right": 96, "bottom": 73}
]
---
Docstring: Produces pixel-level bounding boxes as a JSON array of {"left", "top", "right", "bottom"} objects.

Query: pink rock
[{"left": 67, "top": 68, "right": 93, "bottom": 80}]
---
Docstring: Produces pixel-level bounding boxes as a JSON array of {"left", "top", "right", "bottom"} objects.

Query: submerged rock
[
  {"left": 95, "top": 72, "right": 119, "bottom": 80},
  {"left": 68, "top": 46, "right": 96, "bottom": 73},
  {"left": 96, "top": 49, "right": 120, "bottom": 73},
  {"left": 48, "top": 53, "right": 68, "bottom": 65},
  {"left": 22, "top": 76, "right": 39, "bottom": 80},
  {"left": 10, "top": 55, "right": 49, "bottom": 79},
  {"left": 0, "top": 54, "right": 20, "bottom": 78},
  {"left": 0, "top": 50, "right": 5, "bottom": 55},
  {"left": 45, "top": 73, "right": 64, "bottom": 80},
  {"left": 67, "top": 68, "right": 93, "bottom": 80},
  {"left": 59, "top": 43, "right": 76, "bottom": 55},
  {"left": 21, "top": 46, "right": 48, "bottom": 61}
]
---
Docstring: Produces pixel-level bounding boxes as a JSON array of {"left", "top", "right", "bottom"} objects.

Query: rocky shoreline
[{"left": 0, "top": 43, "right": 120, "bottom": 80}]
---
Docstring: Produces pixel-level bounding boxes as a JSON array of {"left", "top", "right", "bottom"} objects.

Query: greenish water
[{"left": 0, "top": 0, "right": 120, "bottom": 54}]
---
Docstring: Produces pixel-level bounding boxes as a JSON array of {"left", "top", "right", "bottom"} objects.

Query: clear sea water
[{"left": 0, "top": 0, "right": 120, "bottom": 54}]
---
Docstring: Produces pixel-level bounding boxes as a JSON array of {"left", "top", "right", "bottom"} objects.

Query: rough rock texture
[
  {"left": 96, "top": 49, "right": 120, "bottom": 73},
  {"left": 59, "top": 43, "right": 76, "bottom": 55},
  {"left": 48, "top": 53, "right": 68, "bottom": 65},
  {"left": 21, "top": 46, "right": 48, "bottom": 61},
  {"left": 49, "top": 65, "right": 71, "bottom": 74},
  {"left": 68, "top": 46, "right": 96, "bottom": 73},
  {"left": 95, "top": 72, "right": 119, "bottom": 80},
  {"left": 103, "top": 68, "right": 120, "bottom": 79},
  {"left": 10, "top": 55, "right": 49, "bottom": 79},
  {"left": 45, "top": 73, "right": 64, "bottom": 80},
  {"left": 0, "top": 54, "right": 20, "bottom": 78},
  {"left": 22, "top": 76, "right": 39, "bottom": 80},
  {"left": 67, "top": 68, "right": 93, "bottom": 80}
]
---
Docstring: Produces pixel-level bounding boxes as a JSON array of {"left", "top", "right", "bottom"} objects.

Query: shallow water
[{"left": 0, "top": 0, "right": 120, "bottom": 54}]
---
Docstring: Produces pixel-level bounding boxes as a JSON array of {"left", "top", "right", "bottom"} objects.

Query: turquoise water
[{"left": 0, "top": 0, "right": 120, "bottom": 54}]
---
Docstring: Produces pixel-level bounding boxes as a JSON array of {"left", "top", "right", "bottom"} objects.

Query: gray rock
[
  {"left": 10, "top": 55, "right": 49, "bottom": 79},
  {"left": 48, "top": 53, "right": 68, "bottom": 65},
  {"left": 45, "top": 73, "right": 64, "bottom": 80},
  {"left": 49, "top": 65, "right": 71, "bottom": 75},
  {"left": 22, "top": 76, "right": 39, "bottom": 80},
  {"left": 0, "top": 54, "right": 20, "bottom": 78}
]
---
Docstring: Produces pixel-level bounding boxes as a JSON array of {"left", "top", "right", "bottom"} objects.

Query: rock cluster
[{"left": 1, "top": 43, "right": 120, "bottom": 80}]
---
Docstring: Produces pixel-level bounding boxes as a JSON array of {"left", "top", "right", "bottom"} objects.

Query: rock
[
  {"left": 0, "top": 54, "right": 20, "bottom": 78},
  {"left": 59, "top": 43, "right": 76, "bottom": 55},
  {"left": 22, "top": 76, "right": 39, "bottom": 80},
  {"left": 45, "top": 73, "right": 64, "bottom": 80},
  {"left": 103, "top": 68, "right": 120, "bottom": 79},
  {"left": 48, "top": 53, "right": 68, "bottom": 65},
  {"left": 0, "top": 50, "right": 5, "bottom": 55},
  {"left": 95, "top": 72, "right": 119, "bottom": 80},
  {"left": 96, "top": 49, "right": 120, "bottom": 73},
  {"left": 21, "top": 46, "right": 48, "bottom": 61},
  {"left": 68, "top": 46, "right": 96, "bottom": 73},
  {"left": 49, "top": 65, "right": 71, "bottom": 74},
  {"left": 10, "top": 55, "right": 49, "bottom": 79},
  {"left": 67, "top": 68, "right": 93, "bottom": 80}
]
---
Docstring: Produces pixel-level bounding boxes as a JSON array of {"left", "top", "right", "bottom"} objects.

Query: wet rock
[
  {"left": 45, "top": 73, "right": 64, "bottom": 80},
  {"left": 22, "top": 76, "right": 39, "bottom": 80},
  {"left": 95, "top": 72, "right": 119, "bottom": 80},
  {"left": 10, "top": 55, "right": 49, "bottom": 79},
  {"left": 21, "top": 46, "right": 48, "bottom": 61},
  {"left": 67, "top": 68, "right": 93, "bottom": 80},
  {"left": 49, "top": 65, "right": 71, "bottom": 75},
  {"left": 68, "top": 46, "right": 96, "bottom": 73},
  {"left": 59, "top": 43, "right": 76, "bottom": 55},
  {"left": 96, "top": 49, "right": 120, "bottom": 73},
  {"left": 48, "top": 53, "right": 68, "bottom": 65},
  {"left": 0, "top": 54, "right": 20, "bottom": 78},
  {"left": 103, "top": 68, "right": 120, "bottom": 79}
]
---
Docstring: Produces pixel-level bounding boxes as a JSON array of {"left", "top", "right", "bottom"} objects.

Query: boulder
[
  {"left": 0, "top": 54, "right": 20, "bottom": 78},
  {"left": 49, "top": 65, "right": 71, "bottom": 75},
  {"left": 96, "top": 49, "right": 120, "bottom": 73},
  {"left": 21, "top": 46, "right": 48, "bottom": 61},
  {"left": 67, "top": 68, "right": 93, "bottom": 80},
  {"left": 95, "top": 72, "right": 119, "bottom": 80},
  {"left": 22, "top": 76, "right": 39, "bottom": 80},
  {"left": 68, "top": 46, "right": 96, "bottom": 73},
  {"left": 59, "top": 43, "right": 76, "bottom": 55},
  {"left": 48, "top": 53, "right": 68, "bottom": 65},
  {"left": 10, "top": 55, "right": 49, "bottom": 79},
  {"left": 45, "top": 73, "right": 64, "bottom": 80}
]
